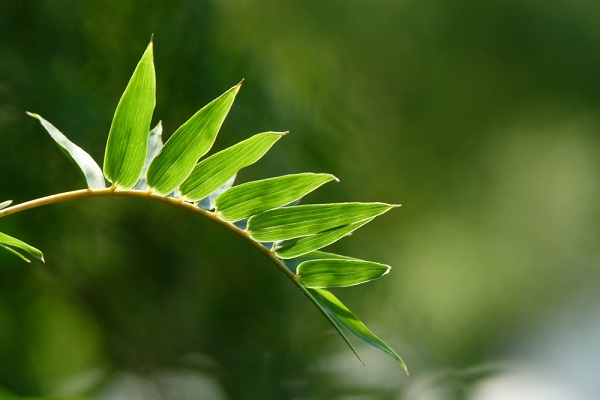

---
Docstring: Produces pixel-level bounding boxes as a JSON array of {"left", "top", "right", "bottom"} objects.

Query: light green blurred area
[{"left": 1, "top": 0, "right": 599, "bottom": 399}]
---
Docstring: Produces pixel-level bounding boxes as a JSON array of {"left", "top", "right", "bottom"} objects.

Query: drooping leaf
[
  {"left": 103, "top": 39, "right": 156, "bottom": 189},
  {"left": 298, "top": 258, "right": 390, "bottom": 288},
  {"left": 146, "top": 83, "right": 241, "bottom": 195},
  {"left": 134, "top": 121, "right": 163, "bottom": 190},
  {"left": 248, "top": 202, "right": 398, "bottom": 242},
  {"left": 275, "top": 218, "right": 374, "bottom": 259},
  {"left": 309, "top": 288, "right": 408, "bottom": 373},
  {"left": 181, "top": 132, "right": 284, "bottom": 202},
  {"left": 26, "top": 113, "right": 105, "bottom": 189},
  {"left": 198, "top": 173, "right": 236, "bottom": 210},
  {"left": 0, "top": 232, "right": 44, "bottom": 263},
  {"left": 216, "top": 173, "right": 338, "bottom": 222},
  {"left": 0, "top": 200, "right": 12, "bottom": 211}
]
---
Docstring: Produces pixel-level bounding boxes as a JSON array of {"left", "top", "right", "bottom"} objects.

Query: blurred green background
[{"left": 1, "top": 0, "right": 599, "bottom": 399}]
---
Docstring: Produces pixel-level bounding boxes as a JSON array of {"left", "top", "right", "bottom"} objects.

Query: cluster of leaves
[{"left": 0, "top": 38, "right": 406, "bottom": 373}]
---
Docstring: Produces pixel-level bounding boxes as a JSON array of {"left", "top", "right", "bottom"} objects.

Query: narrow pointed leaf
[
  {"left": 309, "top": 288, "right": 408, "bottom": 373},
  {"left": 146, "top": 83, "right": 241, "bottom": 195},
  {"left": 302, "top": 287, "right": 364, "bottom": 365},
  {"left": 216, "top": 173, "right": 338, "bottom": 222},
  {"left": 248, "top": 202, "right": 398, "bottom": 242},
  {"left": 134, "top": 121, "right": 163, "bottom": 190},
  {"left": 275, "top": 218, "right": 373, "bottom": 259},
  {"left": 298, "top": 259, "right": 390, "bottom": 288},
  {"left": 0, "top": 200, "right": 12, "bottom": 211},
  {"left": 181, "top": 132, "right": 284, "bottom": 201},
  {"left": 0, "top": 232, "right": 44, "bottom": 263},
  {"left": 103, "top": 40, "right": 156, "bottom": 189},
  {"left": 27, "top": 113, "right": 105, "bottom": 189}
]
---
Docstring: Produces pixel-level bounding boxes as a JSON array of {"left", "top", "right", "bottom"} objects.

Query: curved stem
[
  {"left": 0, "top": 188, "right": 296, "bottom": 283},
  {"left": 0, "top": 187, "right": 368, "bottom": 366}
]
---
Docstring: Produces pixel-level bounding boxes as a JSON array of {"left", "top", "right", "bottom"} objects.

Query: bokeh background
[{"left": 1, "top": 0, "right": 599, "bottom": 399}]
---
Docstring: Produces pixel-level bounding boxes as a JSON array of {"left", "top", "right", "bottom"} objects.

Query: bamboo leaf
[
  {"left": 134, "top": 121, "right": 163, "bottom": 190},
  {"left": 103, "top": 39, "right": 156, "bottom": 189},
  {"left": 216, "top": 173, "right": 338, "bottom": 222},
  {"left": 0, "top": 232, "right": 44, "bottom": 263},
  {"left": 146, "top": 83, "right": 241, "bottom": 195},
  {"left": 284, "top": 250, "right": 358, "bottom": 273},
  {"left": 298, "top": 258, "right": 390, "bottom": 288},
  {"left": 0, "top": 200, "right": 12, "bottom": 211},
  {"left": 181, "top": 132, "right": 284, "bottom": 202},
  {"left": 248, "top": 202, "right": 398, "bottom": 242},
  {"left": 275, "top": 218, "right": 373, "bottom": 259},
  {"left": 26, "top": 113, "right": 105, "bottom": 189},
  {"left": 309, "top": 288, "right": 408, "bottom": 373}
]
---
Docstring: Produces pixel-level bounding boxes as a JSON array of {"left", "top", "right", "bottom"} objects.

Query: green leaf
[
  {"left": 284, "top": 250, "right": 357, "bottom": 273},
  {"left": 0, "top": 232, "right": 44, "bottom": 263},
  {"left": 298, "top": 258, "right": 390, "bottom": 288},
  {"left": 216, "top": 173, "right": 338, "bottom": 222},
  {"left": 26, "top": 113, "right": 105, "bottom": 189},
  {"left": 180, "top": 132, "right": 284, "bottom": 202},
  {"left": 146, "top": 83, "right": 241, "bottom": 195},
  {"left": 103, "top": 39, "right": 156, "bottom": 189},
  {"left": 0, "top": 200, "right": 12, "bottom": 211},
  {"left": 275, "top": 218, "right": 373, "bottom": 259},
  {"left": 309, "top": 288, "right": 408, "bottom": 373},
  {"left": 134, "top": 121, "right": 163, "bottom": 190},
  {"left": 198, "top": 174, "right": 236, "bottom": 210},
  {"left": 247, "top": 202, "right": 398, "bottom": 242}
]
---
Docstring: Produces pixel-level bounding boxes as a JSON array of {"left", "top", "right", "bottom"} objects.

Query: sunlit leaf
[
  {"left": 26, "top": 113, "right": 105, "bottom": 189},
  {"left": 0, "top": 200, "right": 12, "bottom": 211},
  {"left": 216, "top": 173, "right": 337, "bottom": 222},
  {"left": 275, "top": 218, "right": 373, "bottom": 259},
  {"left": 181, "top": 132, "right": 284, "bottom": 202},
  {"left": 146, "top": 83, "right": 241, "bottom": 195},
  {"left": 284, "top": 250, "right": 357, "bottom": 273},
  {"left": 133, "top": 121, "right": 163, "bottom": 190},
  {"left": 0, "top": 232, "right": 44, "bottom": 263},
  {"left": 298, "top": 258, "right": 390, "bottom": 288},
  {"left": 309, "top": 288, "right": 408, "bottom": 373},
  {"left": 248, "top": 202, "right": 398, "bottom": 242},
  {"left": 103, "top": 39, "right": 156, "bottom": 189}
]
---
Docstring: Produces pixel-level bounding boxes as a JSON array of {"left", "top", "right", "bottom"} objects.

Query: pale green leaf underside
[
  {"left": 0, "top": 232, "right": 44, "bottom": 263},
  {"left": 181, "top": 132, "right": 284, "bottom": 202},
  {"left": 297, "top": 258, "right": 390, "bottom": 288},
  {"left": 27, "top": 113, "right": 105, "bottom": 189},
  {"left": 247, "top": 202, "right": 398, "bottom": 242},
  {"left": 103, "top": 40, "right": 156, "bottom": 189},
  {"left": 146, "top": 83, "right": 241, "bottom": 195},
  {"left": 134, "top": 121, "right": 164, "bottom": 190},
  {"left": 309, "top": 288, "right": 408, "bottom": 374},
  {"left": 216, "top": 173, "right": 337, "bottom": 222},
  {"left": 0, "top": 200, "right": 12, "bottom": 210},
  {"left": 275, "top": 218, "right": 374, "bottom": 259}
]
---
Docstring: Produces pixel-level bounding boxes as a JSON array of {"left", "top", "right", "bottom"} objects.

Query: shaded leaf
[
  {"left": 309, "top": 288, "right": 408, "bottom": 373},
  {"left": 181, "top": 132, "right": 284, "bottom": 201},
  {"left": 134, "top": 121, "right": 163, "bottom": 190},
  {"left": 103, "top": 39, "right": 156, "bottom": 189},
  {"left": 0, "top": 200, "right": 12, "bottom": 211},
  {"left": 27, "top": 113, "right": 105, "bottom": 189},
  {"left": 146, "top": 83, "right": 241, "bottom": 195},
  {"left": 248, "top": 202, "right": 398, "bottom": 242},
  {"left": 198, "top": 173, "right": 236, "bottom": 210},
  {"left": 216, "top": 173, "right": 337, "bottom": 222},
  {"left": 275, "top": 218, "right": 373, "bottom": 259},
  {"left": 298, "top": 258, "right": 390, "bottom": 288},
  {"left": 284, "top": 250, "right": 358, "bottom": 273},
  {"left": 0, "top": 232, "right": 44, "bottom": 263}
]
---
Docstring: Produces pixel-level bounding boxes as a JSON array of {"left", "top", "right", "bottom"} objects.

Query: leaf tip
[
  {"left": 25, "top": 111, "right": 39, "bottom": 119},
  {"left": 150, "top": 33, "right": 155, "bottom": 44}
]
